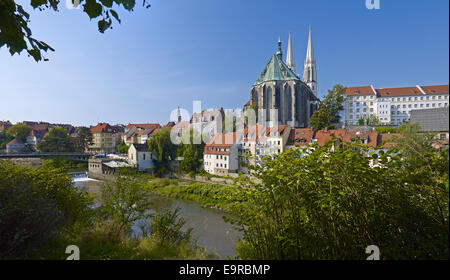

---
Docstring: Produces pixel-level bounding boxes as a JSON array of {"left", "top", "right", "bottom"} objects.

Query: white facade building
[
  {"left": 128, "top": 143, "right": 155, "bottom": 172},
  {"left": 203, "top": 132, "right": 240, "bottom": 175},
  {"left": 341, "top": 85, "right": 449, "bottom": 126}
]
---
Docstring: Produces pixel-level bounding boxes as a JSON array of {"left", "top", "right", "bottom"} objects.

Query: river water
[{"left": 73, "top": 177, "right": 241, "bottom": 259}]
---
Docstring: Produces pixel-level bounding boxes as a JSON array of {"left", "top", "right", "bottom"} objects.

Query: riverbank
[{"left": 143, "top": 178, "right": 247, "bottom": 211}]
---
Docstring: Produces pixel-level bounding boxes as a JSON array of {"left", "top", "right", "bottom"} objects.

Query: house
[
  {"left": 203, "top": 132, "right": 241, "bottom": 175},
  {"left": 128, "top": 143, "right": 155, "bottom": 171},
  {"left": 123, "top": 123, "right": 161, "bottom": 145},
  {"left": 88, "top": 123, "right": 118, "bottom": 154},
  {"left": 190, "top": 108, "right": 225, "bottom": 140},
  {"left": 410, "top": 107, "right": 449, "bottom": 149},
  {"left": 6, "top": 138, "right": 26, "bottom": 153}
]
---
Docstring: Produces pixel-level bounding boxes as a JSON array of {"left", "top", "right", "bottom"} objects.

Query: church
[{"left": 246, "top": 27, "right": 320, "bottom": 128}]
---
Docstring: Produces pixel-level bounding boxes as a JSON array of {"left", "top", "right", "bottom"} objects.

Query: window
[
  {"left": 440, "top": 134, "right": 446, "bottom": 140},
  {"left": 143, "top": 153, "right": 146, "bottom": 160}
]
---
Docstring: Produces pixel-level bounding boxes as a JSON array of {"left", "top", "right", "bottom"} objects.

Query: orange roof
[
  {"left": 32, "top": 123, "right": 49, "bottom": 131},
  {"left": 287, "top": 128, "right": 314, "bottom": 146},
  {"left": 379, "top": 133, "right": 403, "bottom": 148},
  {"left": 420, "top": 85, "right": 449, "bottom": 95},
  {"left": 376, "top": 87, "right": 422, "bottom": 97},
  {"left": 344, "top": 86, "right": 376, "bottom": 96},
  {"left": 314, "top": 129, "right": 347, "bottom": 146},
  {"left": 90, "top": 123, "right": 112, "bottom": 133},
  {"left": 243, "top": 124, "right": 290, "bottom": 141},
  {"left": 344, "top": 84, "right": 449, "bottom": 97},
  {"left": 125, "top": 123, "right": 161, "bottom": 129}
]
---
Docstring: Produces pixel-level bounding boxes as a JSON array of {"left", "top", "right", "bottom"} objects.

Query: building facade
[
  {"left": 128, "top": 143, "right": 155, "bottom": 171},
  {"left": 341, "top": 85, "right": 449, "bottom": 126},
  {"left": 248, "top": 32, "right": 319, "bottom": 128},
  {"left": 88, "top": 123, "right": 118, "bottom": 154}
]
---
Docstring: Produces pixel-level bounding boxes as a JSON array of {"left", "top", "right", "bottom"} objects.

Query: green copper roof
[{"left": 254, "top": 52, "right": 300, "bottom": 86}]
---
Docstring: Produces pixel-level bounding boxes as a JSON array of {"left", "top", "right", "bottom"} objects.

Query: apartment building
[
  {"left": 341, "top": 84, "right": 449, "bottom": 126},
  {"left": 88, "top": 123, "right": 118, "bottom": 154}
]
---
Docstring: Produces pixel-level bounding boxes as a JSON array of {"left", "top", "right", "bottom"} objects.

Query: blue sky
[{"left": 0, "top": 0, "right": 448, "bottom": 126}]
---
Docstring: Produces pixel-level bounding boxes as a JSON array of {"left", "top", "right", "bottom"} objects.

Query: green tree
[
  {"left": 101, "top": 175, "right": 153, "bottom": 238},
  {"left": 148, "top": 127, "right": 177, "bottom": 169},
  {"left": 118, "top": 140, "right": 129, "bottom": 154},
  {"left": 0, "top": 160, "right": 92, "bottom": 259},
  {"left": 75, "top": 126, "right": 93, "bottom": 152},
  {"left": 38, "top": 127, "right": 75, "bottom": 152},
  {"left": 230, "top": 130, "right": 448, "bottom": 260},
  {"left": 7, "top": 123, "right": 32, "bottom": 142},
  {"left": 0, "top": 130, "right": 14, "bottom": 149},
  {"left": 309, "top": 84, "right": 345, "bottom": 130},
  {"left": 358, "top": 117, "right": 365, "bottom": 126},
  {"left": 0, "top": 0, "right": 151, "bottom": 62},
  {"left": 177, "top": 128, "right": 204, "bottom": 173}
]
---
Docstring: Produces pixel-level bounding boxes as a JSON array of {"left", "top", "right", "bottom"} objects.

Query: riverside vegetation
[{"left": 0, "top": 124, "right": 448, "bottom": 259}]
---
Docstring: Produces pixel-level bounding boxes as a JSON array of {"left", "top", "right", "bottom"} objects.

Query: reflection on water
[{"left": 73, "top": 179, "right": 241, "bottom": 259}]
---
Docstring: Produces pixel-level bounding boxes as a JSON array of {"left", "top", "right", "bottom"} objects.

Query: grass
[{"left": 144, "top": 178, "right": 246, "bottom": 211}]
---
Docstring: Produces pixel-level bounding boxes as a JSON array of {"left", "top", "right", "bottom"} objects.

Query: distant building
[
  {"left": 247, "top": 31, "right": 319, "bottom": 128},
  {"left": 88, "top": 123, "right": 118, "bottom": 154},
  {"left": 123, "top": 123, "right": 161, "bottom": 146},
  {"left": 203, "top": 132, "right": 240, "bottom": 175},
  {"left": 341, "top": 84, "right": 449, "bottom": 126},
  {"left": 128, "top": 143, "right": 155, "bottom": 171},
  {"left": 410, "top": 107, "right": 449, "bottom": 149},
  {"left": 0, "top": 121, "right": 12, "bottom": 132},
  {"left": 190, "top": 108, "right": 225, "bottom": 140},
  {"left": 6, "top": 138, "right": 26, "bottom": 153}
]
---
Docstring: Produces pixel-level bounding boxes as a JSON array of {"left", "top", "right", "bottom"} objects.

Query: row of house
[
  {"left": 203, "top": 107, "right": 449, "bottom": 175},
  {"left": 341, "top": 84, "right": 449, "bottom": 126}
]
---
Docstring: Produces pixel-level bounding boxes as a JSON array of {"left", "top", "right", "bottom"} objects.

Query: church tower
[
  {"left": 286, "top": 32, "right": 296, "bottom": 74},
  {"left": 249, "top": 37, "right": 319, "bottom": 128},
  {"left": 303, "top": 26, "right": 317, "bottom": 96}
]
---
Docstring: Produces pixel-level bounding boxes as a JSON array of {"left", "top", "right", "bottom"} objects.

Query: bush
[
  {"left": 0, "top": 161, "right": 92, "bottom": 259},
  {"left": 229, "top": 135, "right": 449, "bottom": 260},
  {"left": 151, "top": 208, "right": 193, "bottom": 247}
]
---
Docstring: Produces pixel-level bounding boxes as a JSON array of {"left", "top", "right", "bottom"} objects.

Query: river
[{"left": 72, "top": 175, "right": 241, "bottom": 259}]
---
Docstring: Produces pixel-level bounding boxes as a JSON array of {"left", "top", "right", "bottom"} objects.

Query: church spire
[
  {"left": 305, "top": 26, "right": 315, "bottom": 63},
  {"left": 276, "top": 36, "right": 282, "bottom": 60},
  {"left": 286, "top": 32, "right": 296, "bottom": 74},
  {"left": 303, "top": 26, "right": 317, "bottom": 96}
]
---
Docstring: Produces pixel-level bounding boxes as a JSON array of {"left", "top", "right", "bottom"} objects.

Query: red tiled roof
[
  {"left": 376, "top": 87, "right": 422, "bottom": 97},
  {"left": 344, "top": 86, "right": 376, "bottom": 96},
  {"left": 344, "top": 84, "right": 448, "bottom": 97},
  {"left": 243, "top": 124, "right": 290, "bottom": 141},
  {"left": 420, "top": 85, "right": 449, "bottom": 95},
  {"left": 7, "top": 138, "right": 24, "bottom": 145},
  {"left": 287, "top": 128, "right": 314, "bottom": 146},
  {"left": 125, "top": 123, "right": 161, "bottom": 130},
  {"left": 90, "top": 123, "right": 112, "bottom": 133}
]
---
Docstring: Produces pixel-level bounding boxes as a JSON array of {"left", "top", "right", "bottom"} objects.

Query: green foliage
[
  {"left": 310, "top": 84, "right": 345, "bottom": 130},
  {"left": 37, "top": 127, "right": 75, "bottom": 152},
  {"left": 0, "top": 130, "right": 14, "bottom": 149},
  {"left": 118, "top": 140, "right": 129, "bottom": 154},
  {"left": 177, "top": 128, "right": 204, "bottom": 174},
  {"left": 148, "top": 127, "right": 177, "bottom": 175},
  {"left": 229, "top": 132, "right": 448, "bottom": 259},
  {"left": 145, "top": 180, "right": 245, "bottom": 210},
  {"left": 0, "top": 161, "right": 92, "bottom": 259},
  {"left": 0, "top": 0, "right": 151, "bottom": 62},
  {"left": 358, "top": 117, "right": 365, "bottom": 126},
  {"left": 101, "top": 175, "right": 154, "bottom": 238},
  {"left": 6, "top": 123, "right": 32, "bottom": 142},
  {"left": 151, "top": 208, "right": 193, "bottom": 247},
  {"left": 375, "top": 127, "right": 399, "bottom": 134},
  {"left": 75, "top": 126, "right": 93, "bottom": 152}
]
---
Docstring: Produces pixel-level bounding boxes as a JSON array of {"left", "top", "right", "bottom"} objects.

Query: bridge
[{"left": 0, "top": 152, "right": 92, "bottom": 162}]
